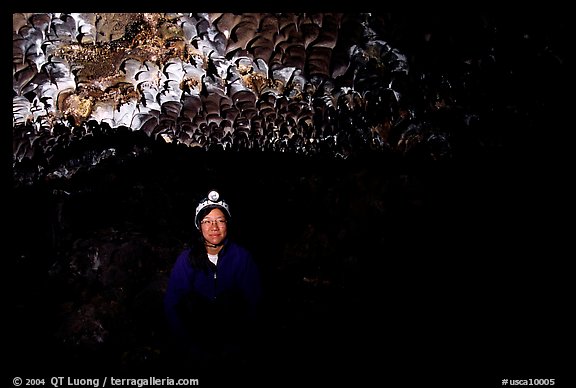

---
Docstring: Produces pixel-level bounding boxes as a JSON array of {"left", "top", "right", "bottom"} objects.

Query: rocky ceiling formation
[
  {"left": 13, "top": 13, "right": 406, "bottom": 182},
  {"left": 12, "top": 12, "right": 567, "bottom": 187}
]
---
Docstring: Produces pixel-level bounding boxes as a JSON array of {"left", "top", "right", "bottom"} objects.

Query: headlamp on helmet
[{"left": 195, "top": 190, "right": 231, "bottom": 229}]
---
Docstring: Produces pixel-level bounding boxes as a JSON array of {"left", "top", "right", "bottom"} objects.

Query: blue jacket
[{"left": 164, "top": 240, "right": 262, "bottom": 346}]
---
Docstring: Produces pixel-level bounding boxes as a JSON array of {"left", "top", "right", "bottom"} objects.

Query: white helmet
[{"left": 194, "top": 190, "right": 231, "bottom": 229}]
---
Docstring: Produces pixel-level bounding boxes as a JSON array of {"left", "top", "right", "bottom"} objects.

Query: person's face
[{"left": 200, "top": 208, "right": 228, "bottom": 246}]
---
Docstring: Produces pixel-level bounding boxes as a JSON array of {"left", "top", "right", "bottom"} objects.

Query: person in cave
[{"left": 163, "top": 189, "right": 263, "bottom": 370}]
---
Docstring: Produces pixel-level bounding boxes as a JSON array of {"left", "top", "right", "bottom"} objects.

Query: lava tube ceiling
[{"left": 9, "top": 11, "right": 572, "bottom": 386}]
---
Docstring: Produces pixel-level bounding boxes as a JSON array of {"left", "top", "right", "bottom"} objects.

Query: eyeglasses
[{"left": 200, "top": 219, "right": 227, "bottom": 227}]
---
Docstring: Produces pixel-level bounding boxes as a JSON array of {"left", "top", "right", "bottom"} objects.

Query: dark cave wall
[
  {"left": 9, "top": 147, "right": 466, "bottom": 367},
  {"left": 10, "top": 144, "right": 571, "bottom": 382}
]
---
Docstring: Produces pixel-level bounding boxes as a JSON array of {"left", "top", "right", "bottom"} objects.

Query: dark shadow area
[{"left": 8, "top": 144, "right": 573, "bottom": 386}]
